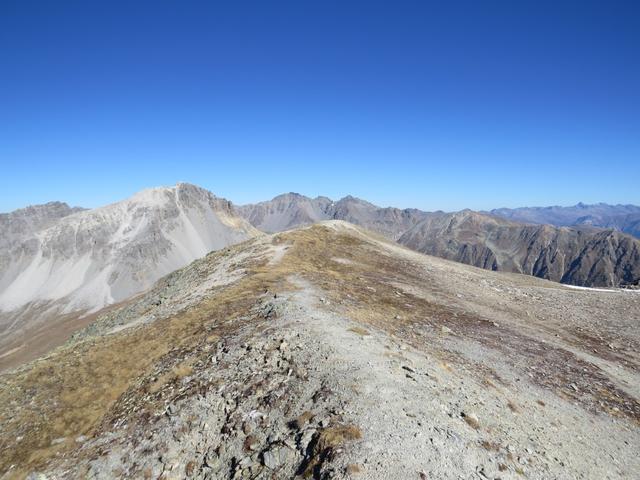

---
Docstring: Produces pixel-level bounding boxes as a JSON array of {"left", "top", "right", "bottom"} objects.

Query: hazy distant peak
[{"left": 490, "top": 202, "right": 640, "bottom": 238}]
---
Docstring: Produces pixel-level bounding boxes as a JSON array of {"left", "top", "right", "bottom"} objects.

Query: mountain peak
[{"left": 0, "top": 184, "right": 258, "bottom": 340}]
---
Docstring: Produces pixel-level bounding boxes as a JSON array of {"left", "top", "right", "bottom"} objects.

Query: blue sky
[{"left": 1, "top": 0, "right": 638, "bottom": 212}]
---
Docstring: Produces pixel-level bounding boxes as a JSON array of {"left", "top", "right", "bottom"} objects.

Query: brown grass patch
[
  {"left": 301, "top": 424, "right": 363, "bottom": 478},
  {"left": 147, "top": 361, "right": 194, "bottom": 394},
  {"left": 507, "top": 400, "right": 520, "bottom": 413},
  {"left": 293, "top": 410, "right": 315, "bottom": 429},
  {"left": 317, "top": 424, "right": 362, "bottom": 448},
  {"left": 462, "top": 413, "right": 480, "bottom": 430},
  {"left": 480, "top": 440, "right": 501, "bottom": 451},
  {"left": 348, "top": 326, "right": 370, "bottom": 337}
]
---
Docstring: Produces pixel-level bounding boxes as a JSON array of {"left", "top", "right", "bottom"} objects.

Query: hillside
[
  {"left": 239, "top": 194, "right": 428, "bottom": 239},
  {"left": 1, "top": 222, "right": 638, "bottom": 479},
  {"left": 241, "top": 194, "right": 640, "bottom": 288},
  {"left": 0, "top": 201, "right": 85, "bottom": 250},
  {"left": 0, "top": 183, "right": 259, "bottom": 368},
  {"left": 399, "top": 210, "right": 640, "bottom": 287}
]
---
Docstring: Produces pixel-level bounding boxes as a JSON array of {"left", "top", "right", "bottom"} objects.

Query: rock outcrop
[
  {"left": 239, "top": 194, "right": 428, "bottom": 239},
  {"left": 398, "top": 210, "right": 640, "bottom": 287}
]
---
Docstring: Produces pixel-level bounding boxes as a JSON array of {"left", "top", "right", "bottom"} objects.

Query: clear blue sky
[{"left": 1, "top": 0, "right": 639, "bottom": 212}]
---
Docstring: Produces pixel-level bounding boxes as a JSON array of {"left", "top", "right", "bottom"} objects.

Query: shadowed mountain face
[
  {"left": 238, "top": 194, "right": 429, "bottom": 240},
  {"left": 490, "top": 203, "right": 640, "bottom": 239},
  {"left": 398, "top": 211, "right": 640, "bottom": 287}
]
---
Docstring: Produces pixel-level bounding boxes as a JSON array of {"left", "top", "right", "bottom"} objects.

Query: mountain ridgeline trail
[
  {"left": 239, "top": 192, "right": 640, "bottom": 288},
  {"left": 1, "top": 222, "right": 638, "bottom": 479}
]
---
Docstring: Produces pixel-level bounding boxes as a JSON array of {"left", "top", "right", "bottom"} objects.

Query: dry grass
[
  {"left": 147, "top": 361, "right": 194, "bottom": 394},
  {"left": 480, "top": 440, "right": 501, "bottom": 451},
  {"left": 316, "top": 424, "right": 363, "bottom": 449},
  {"left": 302, "top": 424, "right": 363, "bottom": 478},
  {"left": 462, "top": 413, "right": 480, "bottom": 430},
  {"left": 348, "top": 326, "right": 370, "bottom": 336},
  {"left": 292, "top": 410, "right": 314, "bottom": 430},
  {"left": 345, "top": 463, "right": 363, "bottom": 475},
  {"left": 0, "top": 242, "right": 276, "bottom": 475},
  {"left": 507, "top": 400, "right": 520, "bottom": 413}
]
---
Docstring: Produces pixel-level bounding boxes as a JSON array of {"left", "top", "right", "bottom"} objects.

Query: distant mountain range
[
  {"left": 239, "top": 194, "right": 640, "bottom": 288},
  {"left": 237, "top": 193, "right": 429, "bottom": 240},
  {"left": 2, "top": 185, "right": 639, "bottom": 365},
  {"left": 489, "top": 203, "right": 640, "bottom": 238},
  {"left": 399, "top": 210, "right": 640, "bottom": 287}
]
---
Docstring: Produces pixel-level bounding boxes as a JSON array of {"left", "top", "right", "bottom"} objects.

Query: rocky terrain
[
  {"left": 1, "top": 222, "right": 638, "bottom": 479},
  {"left": 491, "top": 203, "right": 640, "bottom": 239},
  {"left": 3, "top": 187, "right": 639, "bottom": 373},
  {"left": 0, "top": 183, "right": 259, "bottom": 369},
  {"left": 0, "top": 202, "right": 84, "bottom": 251},
  {"left": 240, "top": 194, "right": 640, "bottom": 288},
  {"left": 238, "top": 193, "right": 429, "bottom": 239},
  {"left": 398, "top": 210, "right": 640, "bottom": 288}
]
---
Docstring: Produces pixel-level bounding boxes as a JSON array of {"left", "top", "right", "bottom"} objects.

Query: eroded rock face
[
  {"left": 398, "top": 210, "right": 640, "bottom": 287},
  {"left": 0, "top": 201, "right": 84, "bottom": 249},
  {"left": 238, "top": 194, "right": 428, "bottom": 239},
  {"left": 0, "top": 183, "right": 259, "bottom": 315}
]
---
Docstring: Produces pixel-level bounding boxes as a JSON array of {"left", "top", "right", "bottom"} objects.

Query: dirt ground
[{"left": 1, "top": 221, "right": 638, "bottom": 479}]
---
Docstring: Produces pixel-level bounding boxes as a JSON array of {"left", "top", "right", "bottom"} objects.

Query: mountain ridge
[
  {"left": 490, "top": 203, "right": 640, "bottom": 238},
  {"left": 0, "top": 183, "right": 259, "bottom": 366},
  {"left": 240, "top": 194, "right": 640, "bottom": 288},
  {"left": 2, "top": 221, "right": 638, "bottom": 479}
]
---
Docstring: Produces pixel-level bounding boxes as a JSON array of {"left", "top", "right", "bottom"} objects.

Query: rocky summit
[
  {"left": 1, "top": 221, "right": 638, "bottom": 479},
  {"left": 0, "top": 183, "right": 259, "bottom": 370}
]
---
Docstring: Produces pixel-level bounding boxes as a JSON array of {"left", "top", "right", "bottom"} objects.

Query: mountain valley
[{"left": 1, "top": 186, "right": 639, "bottom": 480}]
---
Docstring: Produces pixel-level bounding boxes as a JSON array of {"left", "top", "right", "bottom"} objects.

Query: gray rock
[{"left": 262, "top": 445, "right": 294, "bottom": 469}]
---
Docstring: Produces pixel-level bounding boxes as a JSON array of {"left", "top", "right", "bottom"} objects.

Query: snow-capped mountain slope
[{"left": 0, "top": 183, "right": 259, "bottom": 319}]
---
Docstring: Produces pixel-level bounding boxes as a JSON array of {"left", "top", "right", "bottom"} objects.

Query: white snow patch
[{"left": 563, "top": 285, "right": 622, "bottom": 293}]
